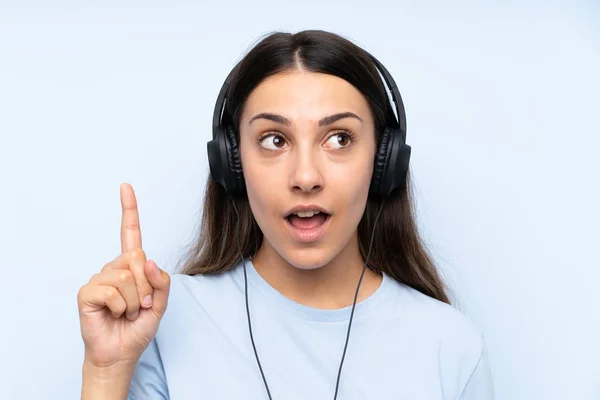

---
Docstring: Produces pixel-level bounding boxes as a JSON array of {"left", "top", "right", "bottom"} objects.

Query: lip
[
  {"left": 284, "top": 213, "right": 331, "bottom": 243},
  {"left": 283, "top": 204, "right": 331, "bottom": 218}
]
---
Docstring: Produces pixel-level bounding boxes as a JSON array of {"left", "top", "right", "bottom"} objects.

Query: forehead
[{"left": 240, "top": 70, "right": 373, "bottom": 123}]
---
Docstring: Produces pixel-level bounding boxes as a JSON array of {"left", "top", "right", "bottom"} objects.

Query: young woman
[{"left": 78, "top": 30, "right": 494, "bottom": 399}]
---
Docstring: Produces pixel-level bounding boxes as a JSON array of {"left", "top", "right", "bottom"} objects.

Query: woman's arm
[
  {"left": 81, "top": 336, "right": 169, "bottom": 400},
  {"left": 81, "top": 359, "right": 136, "bottom": 400}
]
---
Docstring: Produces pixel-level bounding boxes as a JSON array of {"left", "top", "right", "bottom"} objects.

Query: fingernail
[
  {"left": 129, "top": 310, "right": 139, "bottom": 319},
  {"left": 143, "top": 294, "right": 153, "bottom": 307}
]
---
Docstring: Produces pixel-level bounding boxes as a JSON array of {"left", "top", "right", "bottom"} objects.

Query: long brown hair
[{"left": 177, "top": 30, "right": 451, "bottom": 305}]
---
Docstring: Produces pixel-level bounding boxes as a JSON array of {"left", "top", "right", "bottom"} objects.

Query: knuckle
[
  {"left": 123, "top": 219, "right": 139, "bottom": 230},
  {"left": 118, "top": 269, "right": 133, "bottom": 283},
  {"left": 77, "top": 285, "right": 88, "bottom": 303},
  {"left": 106, "top": 288, "right": 117, "bottom": 300},
  {"left": 89, "top": 273, "right": 102, "bottom": 283},
  {"left": 129, "top": 247, "right": 146, "bottom": 261},
  {"left": 107, "top": 291, "right": 125, "bottom": 311}
]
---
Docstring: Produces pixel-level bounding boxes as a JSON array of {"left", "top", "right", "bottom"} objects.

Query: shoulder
[
  {"left": 389, "top": 279, "right": 485, "bottom": 349},
  {"left": 166, "top": 268, "right": 243, "bottom": 308},
  {"left": 386, "top": 279, "right": 489, "bottom": 392},
  {"left": 156, "top": 268, "right": 245, "bottom": 331}
]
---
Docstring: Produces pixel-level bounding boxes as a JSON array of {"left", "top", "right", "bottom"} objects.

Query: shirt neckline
[{"left": 236, "top": 257, "right": 393, "bottom": 323}]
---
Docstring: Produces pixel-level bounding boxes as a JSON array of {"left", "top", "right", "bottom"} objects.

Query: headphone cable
[
  {"left": 232, "top": 198, "right": 386, "bottom": 400},
  {"left": 333, "top": 199, "right": 385, "bottom": 399}
]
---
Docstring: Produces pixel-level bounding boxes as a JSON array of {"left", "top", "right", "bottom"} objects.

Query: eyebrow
[{"left": 248, "top": 112, "right": 363, "bottom": 127}]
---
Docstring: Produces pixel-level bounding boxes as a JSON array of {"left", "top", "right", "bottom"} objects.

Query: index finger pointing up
[{"left": 120, "top": 183, "right": 142, "bottom": 254}]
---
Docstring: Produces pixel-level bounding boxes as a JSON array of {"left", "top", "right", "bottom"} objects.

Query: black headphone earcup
[
  {"left": 224, "top": 126, "right": 246, "bottom": 195},
  {"left": 370, "top": 128, "right": 393, "bottom": 196},
  {"left": 207, "top": 127, "right": 245, "bottom": 196},
  {"left": 370, "top": 128, "right": 411, "bottom": 197}
]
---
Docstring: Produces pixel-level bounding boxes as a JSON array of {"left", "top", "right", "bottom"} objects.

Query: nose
[{"left": 289, "top": 146, "right": 324, "bottom": 194}]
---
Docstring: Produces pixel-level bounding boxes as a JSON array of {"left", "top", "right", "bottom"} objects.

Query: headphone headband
[
  {"left": 212, "top": 53, "right": 406, "bottom": 143},
  {"left": 212, "top": 66, "right": 235, "bottom": 138},
  {"left": 364, "top": 52, "right": 407, "bottom": 143}
]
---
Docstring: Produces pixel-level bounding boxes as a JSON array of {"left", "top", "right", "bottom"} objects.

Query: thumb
[{"left": 144, "top": 260, "right": 171, "bottom": 317}]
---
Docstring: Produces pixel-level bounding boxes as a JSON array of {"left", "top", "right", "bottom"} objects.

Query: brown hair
[{"left": 176, "top": 30, "right": 451, "bottom": 305}]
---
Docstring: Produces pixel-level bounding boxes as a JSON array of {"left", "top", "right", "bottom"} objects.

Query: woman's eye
[
  {"left": 259, "top": 134, "right": 287, "bottom": 150},
  {"left": 324, "top": 132, "right": 352, "bottom": 149}
]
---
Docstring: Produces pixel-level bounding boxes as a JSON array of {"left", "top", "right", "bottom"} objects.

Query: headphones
[{"left": 207, "top": 53, "right": 411, "bottom": 198}]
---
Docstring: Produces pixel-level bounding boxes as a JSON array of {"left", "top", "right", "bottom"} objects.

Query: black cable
[
  {"left": 232, "top": 198, "right": 386, "bottom": 400},
  {"left": 333, "top": 199, "right": 385, "bottom": 399},
  {"left": 232, "top": 200, "right": 273, "bottom": 400}
]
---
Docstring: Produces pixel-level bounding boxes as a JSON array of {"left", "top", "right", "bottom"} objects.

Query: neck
[{"left": 250, "top": 234, "right": 382, "bottom": 310}]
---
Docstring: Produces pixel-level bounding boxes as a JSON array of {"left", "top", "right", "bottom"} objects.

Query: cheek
[
  {"left": 239, "top": 138, "right": 285, "bottom": 236},
  {"left": 329, "top": 157, "right": 374, "bottom": 220},
  {"left": 243, "top": 161, "right": 283, "bottom": 230}
]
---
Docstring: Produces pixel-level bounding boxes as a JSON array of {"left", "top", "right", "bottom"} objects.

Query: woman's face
[{"left": 239, "top": 69, "right": 376, "bottom": 269}]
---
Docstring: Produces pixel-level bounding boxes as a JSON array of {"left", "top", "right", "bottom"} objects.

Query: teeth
[{"left": 293, "top": 210, "right": 321, "bottom": 218}]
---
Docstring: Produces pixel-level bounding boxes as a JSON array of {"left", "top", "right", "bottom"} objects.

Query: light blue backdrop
[{"left": 1, "top": 1, "right": 598, "bottom": 399}]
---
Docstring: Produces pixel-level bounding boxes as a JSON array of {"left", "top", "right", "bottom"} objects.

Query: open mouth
[
  {"left": 286, "top": 210, "right": 329, "bottom": 228},
  {"left": 284, "top": 210, "right": 331, "bottom": 243}
]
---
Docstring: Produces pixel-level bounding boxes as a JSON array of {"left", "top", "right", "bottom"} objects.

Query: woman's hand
[{"left": 77, "top": 183, "right": 171, "bottom": 370}]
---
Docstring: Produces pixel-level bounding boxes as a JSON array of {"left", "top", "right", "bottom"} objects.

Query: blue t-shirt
[{"left": 128, "top": 258, "right": 494, "bottom": 399}]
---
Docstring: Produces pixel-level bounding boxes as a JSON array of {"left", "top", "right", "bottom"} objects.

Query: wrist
[{"left": 81, "top": 359, "right": 136, "bottom": 400}]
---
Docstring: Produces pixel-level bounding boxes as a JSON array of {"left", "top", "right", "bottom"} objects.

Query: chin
[{"left": 278, "top": 245, "right": 339, "bottom": 271}]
